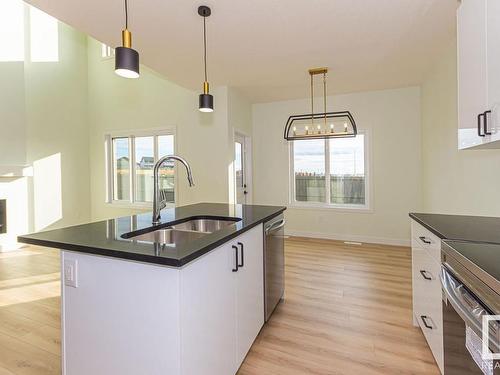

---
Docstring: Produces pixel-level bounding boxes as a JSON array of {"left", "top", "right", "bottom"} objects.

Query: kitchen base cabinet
[
  {"left": 180, "top": 241, "right": 238, "bottom": 375},
  {"left": 181, "top": 224, "right": 264, "bottom": 375},
  {"left": 235, "top": 228, "right": 264, "bottom": 365},
  {"left": 411, "top": 220, "right": 444, "bottom": 374},
  {"left": 61, "top": 224, "right": 264, "bottom": 375}
]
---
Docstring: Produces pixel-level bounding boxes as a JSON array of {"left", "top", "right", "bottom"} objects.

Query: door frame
[{"left": 233, "top": 130, "right": 253, "bottom": 205}]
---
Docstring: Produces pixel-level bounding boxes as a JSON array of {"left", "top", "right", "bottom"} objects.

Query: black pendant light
[
  {"left": 198, "top": 6, "right": 213, "bottom": 112},
  {"left": 115, "top": 0, "right": 139, "bottom": 78}
]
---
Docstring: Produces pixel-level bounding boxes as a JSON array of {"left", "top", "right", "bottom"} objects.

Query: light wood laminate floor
[{"left": 0, "top": 238, "right": 439, "bottom": 374}]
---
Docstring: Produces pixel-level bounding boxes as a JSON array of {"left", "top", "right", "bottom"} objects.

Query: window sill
[
  {"left": 106, "top": 201, "right": 175, "bottom": 210},
  {"left": 288, "top": 202, "right": 373, "bottom": 213}
]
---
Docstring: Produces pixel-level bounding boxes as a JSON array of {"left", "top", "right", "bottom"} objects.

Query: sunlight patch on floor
[{"left": 0, "top": 280, "right": 60, "bottom": 307}]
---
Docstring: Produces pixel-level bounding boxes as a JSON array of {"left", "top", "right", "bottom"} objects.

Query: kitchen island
[{"left": 18, "top": 203, "right": 286, "bottom": 375}]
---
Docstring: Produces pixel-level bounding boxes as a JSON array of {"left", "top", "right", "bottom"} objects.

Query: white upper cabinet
[
  {"left": 458, "top": 0, "right": 500, "bottom": 149},
  {"left": 487, "top": 0, "right": 500, "bottom": 135}
]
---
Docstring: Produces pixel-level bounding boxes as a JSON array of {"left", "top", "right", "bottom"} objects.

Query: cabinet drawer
[
  {"left": 411, "top": 220, "right": 441, "bottom": 262},
  {"left": 412, "top": 247, "right": 444, "bottom": 373}
]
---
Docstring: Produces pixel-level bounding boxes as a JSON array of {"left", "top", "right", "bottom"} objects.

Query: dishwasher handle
[{"left": 265, "top": 219, "right": 285, "bottom": 234}]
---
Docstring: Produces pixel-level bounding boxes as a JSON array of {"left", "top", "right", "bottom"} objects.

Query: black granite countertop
[
  {"left": 18, "top": 203, "right": 286, "bottom": 267},
  {"left": 409, "top": 212, "right": 500, "bottom": 244},
  {"left": 410, "top": 212, "right": 500, "bottom": 290}
]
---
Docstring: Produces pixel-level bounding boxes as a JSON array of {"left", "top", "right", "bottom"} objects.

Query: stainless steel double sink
[{"left": 124, "top": 218, "right": 239, "bottom": 245}]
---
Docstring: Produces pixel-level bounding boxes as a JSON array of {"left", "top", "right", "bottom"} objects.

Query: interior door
[{"left": 234, "top": 134, "right": 249, "bottom": 204}]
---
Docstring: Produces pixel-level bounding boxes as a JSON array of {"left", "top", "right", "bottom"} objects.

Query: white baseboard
[{"left": 284, "top": 230, "right": 410, "bottom": 247}]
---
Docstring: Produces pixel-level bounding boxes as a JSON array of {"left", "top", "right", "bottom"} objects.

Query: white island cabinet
[{"left": 61, "top": 224, "right": 264, "bottom": 375}]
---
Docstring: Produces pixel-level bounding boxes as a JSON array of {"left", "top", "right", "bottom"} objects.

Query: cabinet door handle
[
  {"left": 237, "top": 242, "right": 244, "bottom": 268},
  {"left": 232, "top": 245, "right": 239, "bottom": 272},
  {"left": 419, "top": 236, "right": 431, "bottom": 245},
  {"left": 420, "top": 315, "right": 433, "bottom": 330},
  {"left": 478, "top": 113, "right": 486, "bottom": 137},
  {"left": 419, "top": 270, "right": 432, "bottom": 280},
  {"left": 484, "top": 110, "right": 492, "bottom": 135}
]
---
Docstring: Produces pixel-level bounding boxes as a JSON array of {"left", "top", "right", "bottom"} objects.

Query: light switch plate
[{"left": 63, "top": 259, "right": 78, "bottom": 288}]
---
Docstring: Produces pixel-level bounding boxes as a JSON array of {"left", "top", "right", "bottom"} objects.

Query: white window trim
[
  {"left": 105, "top": 127, "right": 178, "bottom": 209},
  {"left": 288, "top": 129, "right": 372, "bottom": 212}
]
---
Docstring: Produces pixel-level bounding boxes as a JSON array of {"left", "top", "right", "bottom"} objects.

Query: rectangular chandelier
[{"left": 284, "top": 67, "right": 357, "bottom": 141}]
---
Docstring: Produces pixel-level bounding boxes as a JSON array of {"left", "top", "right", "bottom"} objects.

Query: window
[
  {"left": 0, "top": 0, "right": 25, "bottom": 62},
  {"left": 106, "top": 130, "right": 175, "bottom": 206},
  {"left": 0, "top": 1, "right": 60, "bottom": 63},
  {"left": 30, "top": 6, "right": 59, "bottom": 62},
  {"left": 101, "top": 43, "right": 115, "bottom": 59},
  {"left": 290, "top": 133, "right": 369, "bottom": 209}
]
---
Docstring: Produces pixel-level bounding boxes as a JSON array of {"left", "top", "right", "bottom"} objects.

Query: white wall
[
  {"left": 25, "top": 21, "right": 90, "bottom": 231},
  {"left": 87, "top": 38, "right": 246, "bottom": 220},
  {"left": 0, "top": 7, "right": 254, "bottom": 244},
  {"left": 0, "top": 6, "right": 91, "bottom": 250},
  {"left": 252, "top": 87, "right": 422, "bottom": 245},
  {"left": 0, "top": 63, "right": 26, "bottom": 165},
  {"left": 421, "top": 40, "right": 500, "bottom": 215}
]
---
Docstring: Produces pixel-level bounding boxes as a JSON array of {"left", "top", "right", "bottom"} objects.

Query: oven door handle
[{"left": 441, "top": 268, "right": 486, "bottom": 335}]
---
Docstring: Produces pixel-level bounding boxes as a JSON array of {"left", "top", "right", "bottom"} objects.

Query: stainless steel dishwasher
[{"left": 264, "top": 214, "right": 285, "bottom": 321}]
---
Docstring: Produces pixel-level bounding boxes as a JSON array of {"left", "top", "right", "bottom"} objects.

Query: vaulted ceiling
[{"left": 25, "top": 0, "right": 458, "bottom": 102}]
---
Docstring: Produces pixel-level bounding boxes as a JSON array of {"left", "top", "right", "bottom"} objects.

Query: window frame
[
  {"left": 105, "top": 127, "right": 177, "bottom": 209},
  {"left": 101, "top": 43, "right": 115, "bottom": 60},
  {"left": 288, "top": 130, "right": 371, "bottom": 212}
]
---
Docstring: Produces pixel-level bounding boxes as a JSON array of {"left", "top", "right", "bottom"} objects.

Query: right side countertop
[{"left": 409, "top": 212, "right": 500, "bottom": 244}]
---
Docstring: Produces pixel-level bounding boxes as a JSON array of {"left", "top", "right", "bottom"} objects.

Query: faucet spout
[{"left": 152, "top": 155, "right": 194, "bottom": 224}]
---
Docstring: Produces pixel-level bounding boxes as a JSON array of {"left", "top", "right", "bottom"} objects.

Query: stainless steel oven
[
  {"left": 441, "top": 242, "right": 500, "bottom": 375},
  {"left": 264, "top": 214, "right": 285, "bottom": 322}
]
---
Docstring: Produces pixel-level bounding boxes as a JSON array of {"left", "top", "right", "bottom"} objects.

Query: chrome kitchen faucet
[{"left": 152, "top": 155, "right": 194, "bottom": 224}]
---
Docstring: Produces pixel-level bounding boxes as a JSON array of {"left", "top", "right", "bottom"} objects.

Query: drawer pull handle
[
  {"left": 420, "top": 315, "right": 433, "bottom": 329},
  {"left": 478, "top": 112, "right": 486, "bottom": 137},
  {"left": 419, "top": 270, "right": 432, "bottom": 280},
  {"left": 232, "top": 245, "right": 239, "bottom": 272},
  {"left": 237, "top": 242, "right": 244, "bottom": 268},
  {"left": 484, "top": 110, "right": 492, "bottom": 135},
  {"left": 419, "top": 236, "right": 431, "bottom": 245}
]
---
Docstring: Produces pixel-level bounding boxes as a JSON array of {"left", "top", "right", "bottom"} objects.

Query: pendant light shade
[
  {"left": 198, "top": 6, "right": 213, "bottom": 112},
  {"left": 199, "top": 94, "right": 214, "bottom": 113},
  {"left": 115, "top": 0, "right": 139, "bottom": 79},
  {"left": 115, "top": 46, "right": 139, "bottom": 78}
]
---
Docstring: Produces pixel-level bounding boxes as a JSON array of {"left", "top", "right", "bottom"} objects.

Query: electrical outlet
[{"left": 64, "top": 259, "right": 78, "bottom": 288}]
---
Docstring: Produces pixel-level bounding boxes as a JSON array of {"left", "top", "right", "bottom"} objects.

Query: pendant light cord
[
  {"left": 125, "top": 0, "right": 129, "bottom": 29},
  {"left": 203, "top": 16, "right": 208, "bottom": 82}
]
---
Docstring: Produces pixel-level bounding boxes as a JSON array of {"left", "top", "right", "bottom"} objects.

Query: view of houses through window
[
  {"left": 111, "top": 132, "right": 175, "bottom": 204},
  {"left": 291, "top": 134, "right": 367, "bottom": 208}
]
